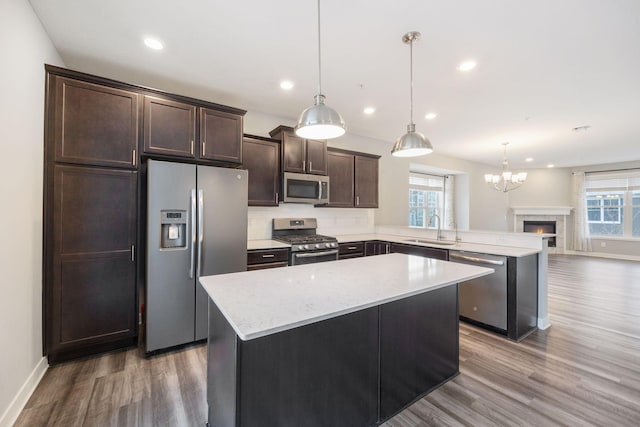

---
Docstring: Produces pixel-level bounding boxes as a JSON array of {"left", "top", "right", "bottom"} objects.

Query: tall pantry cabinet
[{"left": 43, "top": 68, "right": 139, "bottom": 362}]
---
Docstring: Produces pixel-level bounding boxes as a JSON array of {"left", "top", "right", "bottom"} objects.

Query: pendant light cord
[
  {"left": 317, "top": 0, "right": 322, "bottom": 96},
  {"left": 409, "top": 36, "right": 414, "bottom": 126}
]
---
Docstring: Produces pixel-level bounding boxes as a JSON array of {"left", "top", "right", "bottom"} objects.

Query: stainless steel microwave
[{"left": 283, "top": 172, "right": 330, "bottom": 204}]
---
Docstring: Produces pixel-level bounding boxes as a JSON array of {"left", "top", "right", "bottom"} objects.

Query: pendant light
[
  {"left": 392, "top": 31, "right": 433, "bottom": 157},
  {"left": 295, "top": 0, "right": 346, "bottom": 140}
]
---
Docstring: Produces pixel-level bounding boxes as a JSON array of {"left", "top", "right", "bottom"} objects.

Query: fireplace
[{"left": 523, "top": 221, "right": 556, "bottom": 247}]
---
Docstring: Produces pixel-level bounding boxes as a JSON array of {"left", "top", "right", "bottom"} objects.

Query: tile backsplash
[{"left": 248, "top": 204, "right": 375, "bottom": 239}]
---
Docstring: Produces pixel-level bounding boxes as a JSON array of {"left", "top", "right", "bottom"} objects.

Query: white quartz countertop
[
  {"left": 200, "top": 253, "right": 493, "bottom": 341},
  {"left": 335, "top": 233, "right": 541, "bottom": 257}
]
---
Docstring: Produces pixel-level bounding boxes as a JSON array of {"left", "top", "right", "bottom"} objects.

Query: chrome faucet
[{"left": 429, "top": 214, "right": 443, "bottom": 241}]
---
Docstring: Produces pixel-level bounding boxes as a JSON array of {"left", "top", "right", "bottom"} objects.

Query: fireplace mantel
[{"left": 512, "top": 206, "right": 573, "bottom": 216}]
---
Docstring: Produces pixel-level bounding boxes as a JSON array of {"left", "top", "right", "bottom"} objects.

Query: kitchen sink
[{"left": 403, "top": 239, "right": 457, "bottom": 246}]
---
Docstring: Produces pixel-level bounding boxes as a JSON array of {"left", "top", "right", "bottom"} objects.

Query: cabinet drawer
[
  {"left": 339, "top": 242, "right": 364, "bottom": 256},
  {"left": 247, "top": 248, "right": 289, "bottom": 266}
]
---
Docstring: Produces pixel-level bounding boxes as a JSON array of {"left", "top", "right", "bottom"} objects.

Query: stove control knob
[
  {"left": 297, "top": 245, "right": 305, "bottom": 251},
  {"left": 315, "top": 243, "right": 322, "bottom": 249},
  {"left": 330, "top": 242, "right": 337, "bottom": 248},
  {"left": 304, "top": 244, "right": 310, "bottom": 250}
]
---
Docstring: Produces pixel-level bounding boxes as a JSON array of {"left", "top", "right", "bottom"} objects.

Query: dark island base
[{"left": 207, "top": 284, "right": 459, "bottom": 427}]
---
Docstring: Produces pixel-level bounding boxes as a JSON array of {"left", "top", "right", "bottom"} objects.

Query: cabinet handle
[
  {"left": 262, "top": 254, "right": 275, "bottom": 258},
  {"left": 309, "top": 161, "right": 312, "bottom": 171},
  {"left": 303, "top": 161, "right": 306, "bottom": 172},
  {"left": 356, "top": 195, "right": 360, "bottom": 206},
  {"left": 347, "top": 246, "right": 357, "bottom": 250},
  {"left": 190, "top": 140, "right": 194, "bottom": 155},
  {"left": 131, "top": 245, "right": 135, "bottom": 262},
  {"left": 132, "top": 149, "right": 136, "bottom": 167},
  {"left": 275, "top": 192, "right": 279, "bottom": 204}
]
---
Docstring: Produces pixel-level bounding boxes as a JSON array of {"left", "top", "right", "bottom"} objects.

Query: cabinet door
[
  {"left": 282, "top": 132, "right": 306, "bottom": 173},
  {"left": 143, "top": 96, "right": 196, "bottom": 158},
  {"left": 306, "top": 139, "right": 328, "bottom": 175},
  {"left": 355, "top": 155, "right": 379, "bottom": 208},
  {"left": 327, "top": 150, "right": 355, "bottom": 207},
  {"left": 48, "top": 165, "right": 137, "bottom": 362},
  {"left": 53, "top": 77, "right": 138, "bottom": 168},
  {"left": 200, "top": 108, "right": 243, "bottom": 163},
  {"left": 243, "top": 137, "right": 280, "bottom": 206}
]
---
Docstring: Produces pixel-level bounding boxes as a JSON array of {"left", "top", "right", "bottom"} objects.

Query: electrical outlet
[{"left": 600, "top": 241, "right": 606, "bottom": 248}]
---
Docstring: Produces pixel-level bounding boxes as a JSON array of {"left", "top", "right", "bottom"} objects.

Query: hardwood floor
[{"left": 14, "top": 255, "right": 640, "bottom": 426}]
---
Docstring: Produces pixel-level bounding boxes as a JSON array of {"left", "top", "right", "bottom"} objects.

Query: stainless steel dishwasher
[{"left": 449, "top": 250, "right": 508, "bottom": 331}]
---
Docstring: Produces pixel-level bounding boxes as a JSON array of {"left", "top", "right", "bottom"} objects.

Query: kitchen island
[{"left": 200, "top": 253, "right": 493, "bottom": 427}]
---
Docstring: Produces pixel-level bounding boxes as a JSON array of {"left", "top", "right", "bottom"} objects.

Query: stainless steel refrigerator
[{"left": 146, "top": 160, "right": 247, "bottom": 352}]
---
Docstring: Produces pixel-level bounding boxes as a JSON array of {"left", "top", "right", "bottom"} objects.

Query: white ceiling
[{"left": 29, "top": 0, "right": 640, "bottom": 169}]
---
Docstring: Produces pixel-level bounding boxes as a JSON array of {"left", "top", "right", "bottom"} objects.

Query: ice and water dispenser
[{"left": 160, "top": 210, "right": 187, "bottom": 249}]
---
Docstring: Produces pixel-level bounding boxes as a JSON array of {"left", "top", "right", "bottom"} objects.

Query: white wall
[{"left": 0, "top": 1, "right": 63, "bottom": 425}]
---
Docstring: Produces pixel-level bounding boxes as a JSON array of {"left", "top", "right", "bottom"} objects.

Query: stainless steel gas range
[{"left": 272, "top": 218, "right": 339, "bottom": 265}]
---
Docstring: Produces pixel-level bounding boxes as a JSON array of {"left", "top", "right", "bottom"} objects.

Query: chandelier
[{"left": 484, "top": 142, "right": 527, "bottom": 192}]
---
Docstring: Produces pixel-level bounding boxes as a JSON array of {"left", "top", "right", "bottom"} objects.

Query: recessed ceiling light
[
  {"left": 363, "top": 107, "right": 376, "bottom": 115},
  {"left": 425, "top": 112, "right": 438, "bottom": 120},
  {"left": 547, "top": 164, "right": 555, "bottom": 168},
  {"left": 525, "top": 157, "right": 534, "bottom": 162},
  {"left": 457, "top": 60, "right": 476, "bottom": 72},
  {"left": 280, "top": 80, "right": 294, "bottom": 90},
  {"left": 144, "top": 38, "right": 163, "bottom": 50}
]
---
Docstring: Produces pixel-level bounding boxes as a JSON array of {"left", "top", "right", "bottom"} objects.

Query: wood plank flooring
[{"left": 14, "top": 255, "right": 640, "bottom": 426}]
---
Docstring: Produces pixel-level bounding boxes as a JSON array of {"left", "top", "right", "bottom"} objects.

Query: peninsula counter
[{"left": 200, "top": 253, "right": 493, "bottom": 427}]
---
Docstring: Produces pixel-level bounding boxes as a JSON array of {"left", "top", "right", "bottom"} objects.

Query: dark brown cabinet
[
  {"left": 242, "top": 136, "right": 280, "bottom": 206},
  {"left": 52, "top": 76, "right": 139, "bottom": 169},
  {"left": 47, "top": 165, "right": 137, "bottom": 362},
  {"left": 338, "top": 242, "right": 365, "bottom": 259},
  {"left": 326, "top": 148, "right": 380, "bottom": 208},
  {"left": 200, "top": 107, "right": 243, "bottom": 163},
  {"left": 327, "top": 150, "right": 354, "bottom": 207},
  {"left": 365, "top": 241, "right": 391, "bottom": 256},
  {"left": 247, "top": 248, "right": 289, "bottom": 270},
  {"left": 143, "top": 96, "right": 196, "bottom": 158},
  {"left": 270, "top": 126, "right": 327, "bottom": 175},
  {"left": 390, "top": 243, "right": 449, "bottom": 261},
  {"left": 143, "top": 97, "right": 243, "bottom": 164}
]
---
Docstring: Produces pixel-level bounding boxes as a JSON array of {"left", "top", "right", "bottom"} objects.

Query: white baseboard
[
  {"left": 537, "top": 316, "right": 551, "bottom": 330},
  {"left": 0, "top": 357, "right": 48, "bottom": 427},
  {"left": 563, "top": 249, "right": 640, "bottom": 262}
]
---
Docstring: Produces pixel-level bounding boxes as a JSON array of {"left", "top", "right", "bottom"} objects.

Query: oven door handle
[{"left": 294, "top": 249, "right": 339, "bottom": 259}]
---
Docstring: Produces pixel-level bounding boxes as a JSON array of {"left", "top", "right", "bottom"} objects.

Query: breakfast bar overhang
[{"left": 200, "top": 253, "right": 493, "bottom": 427}]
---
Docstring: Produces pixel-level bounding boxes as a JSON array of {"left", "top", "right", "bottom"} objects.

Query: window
[
  {"left": 585, "top": 170, "right": 640, "bottom": 238},
  {"left": 409, "top": 173, "right": 444, "bottom": 228}
]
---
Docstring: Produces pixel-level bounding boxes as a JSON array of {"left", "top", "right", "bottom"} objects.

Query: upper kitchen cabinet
[
  {"left": 242, "top": 135, "right": 280, "bottom": 206},
  {"left": 269, "top": 125, "right": 328, "bottom": 175},
  {"left": 143, "top": 96, "right": 196, "bottom": 158},
  {"left": 199, "top": 107, "right": 243, "bottom": 164},
  {"left": 143, "top": 98, "right": 244, "bottom": 164},
  {"left": 50, "top": 76, "right": 139, "bottom": 169},
  {"left": 326, "top": 148, "right": 380, "bottom": 208}
]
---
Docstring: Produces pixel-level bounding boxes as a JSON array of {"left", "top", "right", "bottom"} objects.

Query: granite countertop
[
  {"left": 247, "top": 239, "right": 290, "bottom": 250},
  {"left": 200, "top": 253, "right": 493, "bottom": 341}
]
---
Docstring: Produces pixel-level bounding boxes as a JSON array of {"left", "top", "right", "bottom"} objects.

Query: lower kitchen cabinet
[
  {"left": 242, "top": 135, "right": 280, "bottom": 206},
  {"left": 365, "top": 240, "right": 391, "bottom": 256},
  {"left": 338, "top": 242, "right": 365, "bottom": 259},
  {"left": 390, "top": 242, "right": 449, "bottom": 261},
  {"left": 46, "top": 165, "right": 138, "bottom": 363},
  {"left": 247, "top": 248, "right": 289, "bottom": 270}
]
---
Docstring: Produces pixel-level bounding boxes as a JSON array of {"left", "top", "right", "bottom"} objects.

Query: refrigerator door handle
[
  {"left": 189, "top": 189, "right": 197, "bottom": 279},
  {"left": 197, "top": 189, "right": 204, "bottom": 278}
]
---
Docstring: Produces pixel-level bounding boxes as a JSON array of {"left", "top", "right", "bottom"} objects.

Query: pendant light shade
[
  {"left": 295, "top": 0, "right": 345, "bottom": 140},
  {"left": 296, "top": 94, "right": 346, "bottom": 139},
  {"left": 392, "top": 31, "right": 433, "bottom": 157}
]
